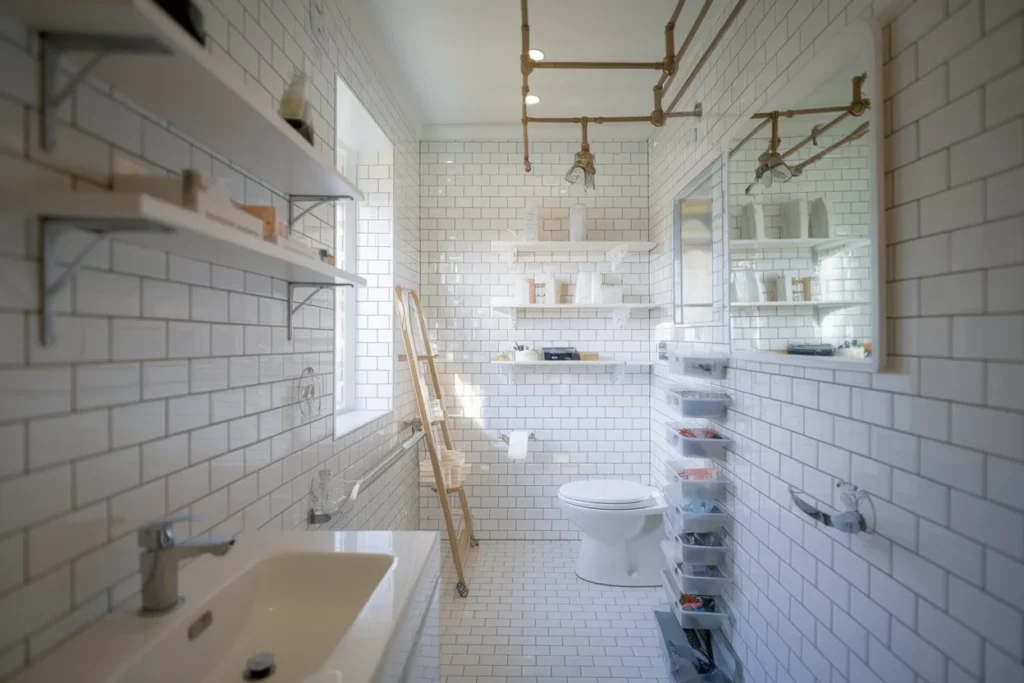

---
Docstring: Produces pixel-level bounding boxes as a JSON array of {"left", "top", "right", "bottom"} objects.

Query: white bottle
[
  {"left": 545, "top": 273, "right": 560, "bottom": 305},
  {"left": 574, "top": 267, "right": 591, "bottom": 304}
]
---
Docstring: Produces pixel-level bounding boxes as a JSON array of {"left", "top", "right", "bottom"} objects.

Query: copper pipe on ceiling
[
  {"left": 659, "top": 0, "right": 686, "bottom": 86},
  {"left": 527, "top": 115, "right": 655, "bottom": 124},
  {"left": 518, "top": 0, "right": 715, "bottom": 172},
  {"left": 792, "top": 121, "right": 869, "bottom": 175},
  {"left": 533, "top": 60, "right": 666, "bottom": 70},
  {"left": 751, "top": 105, "right": 851, "bottom": 119},
  {"left": 655, "top": 0, "right": 688, "bottom": 91},
  {"left": 729, "top": 117, "right": 770, "bottom": 158},
  {"left": 657, "top": 0, "right": 712, "bottom": 93},
  {"left": 521, "top": 0, "right": 531, "bottom": 172},
  {"left": 781, "top": 110, "right": 851, "bottom": 160},
  {"left": 666, "top": 0, "right": 748, "bottom": 113}
]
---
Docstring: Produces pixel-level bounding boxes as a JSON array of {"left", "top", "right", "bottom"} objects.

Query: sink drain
[{"left": 244, "top": 652, "right": 275, "bottom": 680}]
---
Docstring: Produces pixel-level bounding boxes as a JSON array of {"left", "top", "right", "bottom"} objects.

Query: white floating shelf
[
  {"left": 491, "top": 241, "right": 656, "bottom": 254},
  {"left": 492, "top": 359, "right": 652, "bottom": 384},
  {"left": 490, "top": 302, "right": 659, "bottom": 329},
  {"left": 5, "top": 0, "right": 361, "bottom": 200},
  {"left": 731, "top": 237, "right": 869, "bottom": 252},
  {"left": 1, "top": 191, "right": 366, "bottom": 286},
  {"left": 491, "top": 303, "right": 658, "bottom": 312},
  {"left": 491, "top": 360, "right": 653, "bottom": 367},
  {"left": 731, "top": 300, "right": 868, "bottom": 309}
]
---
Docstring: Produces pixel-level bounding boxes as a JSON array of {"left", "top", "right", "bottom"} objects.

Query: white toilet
[{"left": 558, "top": 479, "right": 668, "bottom": 587}]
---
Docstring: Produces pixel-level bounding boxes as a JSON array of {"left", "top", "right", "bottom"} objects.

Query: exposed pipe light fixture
[
  {"left": 525, "top": 94, "right": 540, "bottom": 105},
  {"left": 519, "top": 0, "right": 748, "bottom": 187},
  {"left": 741, "top": 74, "right": 872, "bottom": 195}
]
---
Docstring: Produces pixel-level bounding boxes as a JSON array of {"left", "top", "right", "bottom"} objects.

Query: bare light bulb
[
  {"left": 529, "top": 49, "right": 545, "bottom": 61},
  {"left": 525, "top": 94, "right": 540, "bottom": 106}
]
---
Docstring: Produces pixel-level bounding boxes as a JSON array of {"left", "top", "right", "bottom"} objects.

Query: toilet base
[{"left": 573, "top": 518, "right": 665, "bottom": 587}]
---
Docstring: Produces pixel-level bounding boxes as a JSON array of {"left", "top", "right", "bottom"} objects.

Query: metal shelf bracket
[
  {"left": 610, "top": 306, "right": 631, "bottom": 329},
  {"left": 610, "top": 363, "right": 625, "bottom": 384},
  {"left": 287, "top": 281, "right": 354, "bottom": 340},
  {"left": 287, "top": 194, "right": 355, "bottom": 229},
  {"left": 40, "top": 32, "right": 169, "bottom": 151},
  {"left": 40, "top": 218, "right": 174, "bottom": 346}
]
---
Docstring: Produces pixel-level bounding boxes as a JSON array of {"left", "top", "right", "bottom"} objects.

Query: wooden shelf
[
  {"left": 731, "top": 300, "right": 868, "bottom": 310},
  {"left": 1, "top": 191, "right": 367, "bottom": 286},
  {"left": 491, "top": 240, "right": 656, "bottom": 254},
  {"left": 5, "top": 0, "right": 361, "bottom": 199},
  {"left": 731, "top": 237, "right": 869, "bottom": 252}
]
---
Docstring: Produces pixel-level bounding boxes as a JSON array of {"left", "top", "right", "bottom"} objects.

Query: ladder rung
[{"left": 398, "top": 353, "right": 438, "bottom": 361}]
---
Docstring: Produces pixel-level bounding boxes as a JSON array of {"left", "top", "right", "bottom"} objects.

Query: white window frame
[{"left": 334, "top": 184, "right": 358, "bottom": 415}]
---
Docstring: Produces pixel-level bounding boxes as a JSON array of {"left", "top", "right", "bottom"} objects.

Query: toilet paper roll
[{"left": 508, "top": 430, "right": 530, "bottom": 460}]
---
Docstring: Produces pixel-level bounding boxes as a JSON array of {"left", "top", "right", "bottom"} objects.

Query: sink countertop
[{"left": 10, "top": 530, "right": 439, "bottom": 683}]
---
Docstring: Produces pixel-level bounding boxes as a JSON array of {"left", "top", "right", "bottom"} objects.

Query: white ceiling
[{"left": 363, "top": 0, "right": 699, "bottom": 127}]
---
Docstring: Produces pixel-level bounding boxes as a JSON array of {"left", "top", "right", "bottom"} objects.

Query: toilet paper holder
[{"left": 500, "top": 431, "right": 535, "bottom": 444}]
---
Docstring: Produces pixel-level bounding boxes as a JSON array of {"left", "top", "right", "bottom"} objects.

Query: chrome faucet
[{"left": 138, "top": 516, "right": 235, "bottom": 613}]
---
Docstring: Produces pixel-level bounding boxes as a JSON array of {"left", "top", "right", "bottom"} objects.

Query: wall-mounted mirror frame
[
  {"left": 672, "top": 157, "right": 727, "bottom": 328},
  {"left": 723, "top": 19, "right": 886, "bottom": 372}
]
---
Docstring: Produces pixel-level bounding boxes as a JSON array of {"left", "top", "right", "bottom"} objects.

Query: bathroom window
[
  {"left": 335, "top": 134, "right": 358, "bottom": 414},
  {"left": 334, "top": 75, "right": 396, "bottom": 435}
]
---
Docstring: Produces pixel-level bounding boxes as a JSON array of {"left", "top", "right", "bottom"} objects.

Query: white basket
[
  {"left": 661, "top": 569, "right": 730, "bottom": 630},
  {"left": 665, "top": 422, "right": 732, "bottom": 459},
  {"left": 663, "top": 485, "right": 730, "bottom": 534},
  {"left": 663, "top": 458, "right": 728, "bottom": 500},
  {"left": 419, "top": 458, "right": 449, "bottom": 489},
  {"left": 448, "top": 464, "right": 464, "bottom": 489},
  {"left": 664, "top": 529, "right": 729, "bottom": 566},
  {"left": 662, "top": 542, "right": 731, "bottom": 595},
  {"left": 666, "top": 388, "right": 731, "bottom": 418}
]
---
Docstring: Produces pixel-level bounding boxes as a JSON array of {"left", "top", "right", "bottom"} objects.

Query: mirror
[
  {"left": 672, "top": 160, "right": 722, "bottom": 327},
  {"left": 726, "top": 21, "right": 884, "bottom": 370}
]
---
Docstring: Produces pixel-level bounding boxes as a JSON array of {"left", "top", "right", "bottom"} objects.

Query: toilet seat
[{"left": 558, "top": 480, "right": 656, "bottom": 510}]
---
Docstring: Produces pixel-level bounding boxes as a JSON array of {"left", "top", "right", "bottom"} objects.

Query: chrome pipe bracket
[
  {"left": 39, "top": 217, "right": 174, "bottom": 346},
  {"left": 39, "top": 32, "right": 169, "bottom": 150},
  {"left": 287, "top": 194, "right": 354, "bottom": 229},
  {"left": 286, "top": 281, "right": 354, "bottom": 340}
]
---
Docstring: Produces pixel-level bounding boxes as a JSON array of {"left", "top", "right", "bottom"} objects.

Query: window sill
[{"left": 334, "top": 410, "right": 391, "bottom": 440}]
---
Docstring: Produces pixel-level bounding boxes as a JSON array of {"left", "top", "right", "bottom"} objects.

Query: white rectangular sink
[
  {"left": 122, "top": 552, "right": 393, "bottom": 683},
  {"left": 10, "top": 531, "right": 439, "bottom": 683}
]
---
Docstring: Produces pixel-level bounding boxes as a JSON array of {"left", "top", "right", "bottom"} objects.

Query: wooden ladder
[{"left": 395, "top": 285, "right": 477, "bottom": 597}]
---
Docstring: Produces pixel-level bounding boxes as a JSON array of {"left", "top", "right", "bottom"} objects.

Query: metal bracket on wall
[
  {"left": 507, "top": 246, "right": 518, "bottom": 267},
  {"left": 610, "top": 306, "right": 631, "bottom": 329},
  {"left": 287, "top": 194, "right": 354, "bottom": 229},
  {"left": 287, "top": 282, "right": 353, "bottom": 340},
  {"left": 39, "top": 218, "right": 174, "bottom": 346},
  {"left": 610, "top": 363, "right": 625, "bottom": 384},
  {"left": 39, "top": 32, "right": 169, "bottom": 151}
]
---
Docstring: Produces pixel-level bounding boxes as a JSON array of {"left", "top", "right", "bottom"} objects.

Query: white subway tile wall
[
  {"left": 0, "top": 0, "right": 422, "bottom": 676},
  {"left": 418, "top": 139, "right": 652, "bottom": 540},
  {"left": 650, "top": 2, "right": 1024, "bottom": 683}
]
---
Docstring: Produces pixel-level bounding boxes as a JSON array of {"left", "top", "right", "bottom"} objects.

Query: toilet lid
[{"left": 559, "top": 480, "right": 653, "bottom": 507}]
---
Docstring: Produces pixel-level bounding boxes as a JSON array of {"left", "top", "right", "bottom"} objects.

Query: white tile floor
[{"left": 440, "top": 541, "right": 670, "bottom": 683}]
